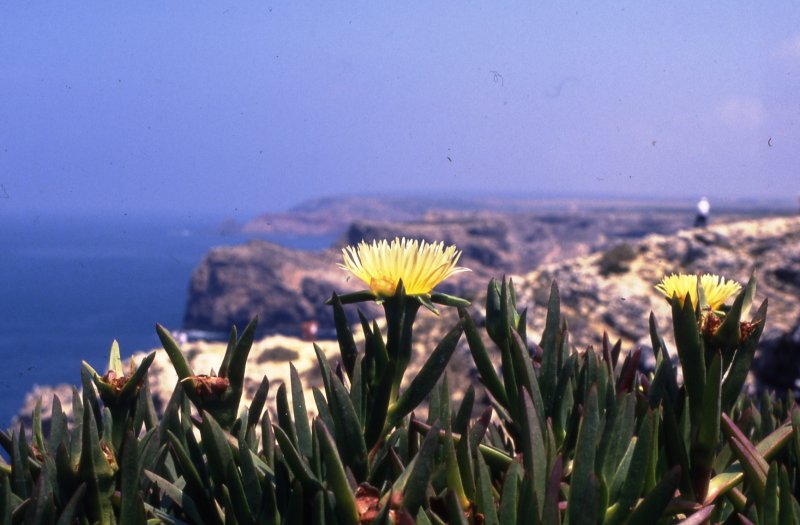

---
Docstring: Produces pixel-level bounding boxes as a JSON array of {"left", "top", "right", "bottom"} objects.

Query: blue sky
[{"left": 2, "top": 2, "right": 799, "bottom": 217}]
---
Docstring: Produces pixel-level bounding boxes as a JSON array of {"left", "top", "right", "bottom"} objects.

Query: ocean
[{"left": 0, "top": 211, "right": 335, "bottom": 431}]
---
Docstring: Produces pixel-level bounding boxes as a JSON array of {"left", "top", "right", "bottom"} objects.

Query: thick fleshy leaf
[
  {"left": 721, "top": 299, "right": 768, "bottom": 412},
  {"left": 248, "top": 376, "right": 270, "bottom": 432},
  {"left": 453, "top": 386, "right": 475, "bottom": 437},
  {"left": 145, "top": 470, "right": 205, "bottom": 524},
  {"left": 511, "top": 329, "right": 545, "bottom": 428},
  {"left": 520, "top": 389, "right": 546, "bottom": 514},
  {"left": 671, "top": 294, "right": 705, "bottom": 429},
  {"left": 198, "top": 410, "right": 237, "bottom": 491},
  {"left": 389, "top": 321, "right": 463, "bottom": 424},
  {"left": 623, "top": 467, "right": 681, "bottom": 525},
  {"left": 445, "top": 488, "right": 469, "bottom": 525},
  {"left": 674, "top": 505, "right": 714, "bottom": 525},
  {"left": 710, "top": 276, "right": 754, "bottom": 361},
  {"left": 431, "top": 291, "right": 471, "bottom": 308},
  {"left": 54, "top": 483, "right": 86, "bottom": 525},
  {"left": 329, "top": 290, "right": 378, "bottom": 304},
  {"left": 721, "top": 413, "right": 768, "bottom": 503},
  {"left": 77, "top": 396, "right": 115, "bottom": 524},
  {"left": 226, "top": 460, "right": 256, "bottom": 525},
  {"left": 328, "top": 370, "right": 369, "bottom": 481},
  {"left": 705, "top": 423, "right": 793, "bottom": 504},
  {"left": 541, "top": 456, "right": 563, "bottom": 525},
  {"left": 606, "top": 411, "right": 655, "bottom": 525},
  {"left": 331, "top": 293, "right": 358, "bottom": 379},
  {"left": 273, "top": 425, "right": 322, "bottom": 492},
  {"left": 289, "top": 364, "right": 313, "bottom": 459},
  {"left": 778, "top": 466, "right": 798, "bottom": 525},
  {"left": 694, "top": 351, "right": 722, "bottom": 501},
  {"left": 460, "top": 307, "right": 509, "bottom": 408},
  {"left": 475, "top": 449, "right": 499, "bottom": 525},
  {"left": 120, "top": 430, "right": 146, "bottom": 525},
  {"left": 25, "top": 472, "right": 55, "bottom": 525},
  {"left": 167, "top": 431, "right": 212, "bottom": 512},
  {"left": 567, "top": 386, "right": 600, "bottom": 525},
  {"left": 539, "top": 281, "right": 561, "bottom": 411},
  {"left": 444, "top": 426, "right": 469, "bottom": 511},
  {"left": 400, "top": 421, "right": 441, "bottom": 515},
  {"left": 219, "top": 324, "right": 238, "bottom": 378},
  {"left": 499, "top": 462, "right": 521, "bottom": 525},
  {"left": 315, "top": 420, "right": 360, "bottom": 525},
  {"left": 600, "top": 393, "right": 636, "bottom": 484},
  {"left": 157, "top": 323, "right": 194, "bottom": 380},
  {"left": 761, "top": 462, "right": 779, "bottom": 525},
  {"left": 275, "top": 383, "right": 298, "bottom": 452}
]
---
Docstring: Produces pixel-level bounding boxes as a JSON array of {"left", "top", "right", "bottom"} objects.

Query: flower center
[{"left": 370, "top": 276, "right": 398, "bottom": 297}]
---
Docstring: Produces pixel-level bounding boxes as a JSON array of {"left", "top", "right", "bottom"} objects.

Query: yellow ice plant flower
[
  {"left": 699, "top": 274, "right": 742, "bottom": 311},
  {"left": 655, "top": 273, "right": 741, "bottom": 311},
  {"left": 656, "top": 274, "right": 699, "bottom": 308},
  {"left": 339, "top": 238, "right": 470, "bottom": 297}
]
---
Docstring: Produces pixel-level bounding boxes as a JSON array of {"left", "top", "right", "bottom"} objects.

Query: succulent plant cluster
[{"left": 1, "top": 239, "right": 799, "bottom": 524}]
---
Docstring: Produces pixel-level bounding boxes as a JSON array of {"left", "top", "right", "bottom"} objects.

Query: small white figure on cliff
[{"left": 695, "top": 196, "right": 710, "bottom": 228}]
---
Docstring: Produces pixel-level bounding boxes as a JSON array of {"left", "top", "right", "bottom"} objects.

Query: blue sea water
[{"left": 0, "top": 211, "right": 335, "bottom": 431}]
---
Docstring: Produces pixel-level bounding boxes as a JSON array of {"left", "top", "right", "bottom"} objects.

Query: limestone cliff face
[
  {"left": 186, "top": 206, "right": 752, "bottom": 335},
  {"left": 517, "top": 217, "right": 800, "bottom": 352},
  {"left": 182, "top": 240, "right": 375, "bottom": 336}
]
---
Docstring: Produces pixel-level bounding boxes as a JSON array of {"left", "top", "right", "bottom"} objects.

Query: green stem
[{"left": 383, "top": 293, "right": 421, "bottom": 405}]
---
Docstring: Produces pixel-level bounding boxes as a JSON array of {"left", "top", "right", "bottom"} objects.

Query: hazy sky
[{"left": 2, "top": 2, "right": 799, "bottom": 217}]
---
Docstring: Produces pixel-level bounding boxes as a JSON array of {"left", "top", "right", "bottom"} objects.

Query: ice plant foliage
[
  {"left": 339, "top": 237, "right": 469, "bottom": 297},
  {"left": 4, "top": 252, "right": 793, "bottom": 523},
  {"left": 655, "top": 272, "right": 741, "bottom": 311}
]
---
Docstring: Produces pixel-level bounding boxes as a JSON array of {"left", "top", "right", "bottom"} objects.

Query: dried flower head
[
  {"left": 339, "top": 238, "right": 470, "bottom": 297},
  {"left": 655, "top": 273, "right": 741, "bottom": 311}
]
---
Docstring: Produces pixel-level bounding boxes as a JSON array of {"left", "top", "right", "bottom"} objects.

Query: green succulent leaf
[
  {"left": 388, "top": 321, "right": 463, "bottom": 425},
  {"left": 541, "top": 455, "right": 563, "bottom": 525},
  {"left": 721, "top": 413, "right": 768, "bottom": 503},
  {"left": 607, "top": 411, "right": 655, "bottom": 525},
  {"left": 290, "top": 364, "right": 313, "bottom": 459},
  {"left": 120, "top": 430, "right": 146, "bottom": 525},
  {"left": 398, "top": 421, "right": 441, "bottom": 515},
  {"left": 273, "top": 425, "right": 322, "bottom": 492},
  {"left": 327, "top": 370, "right": 369, "bottom": 482},
  {"left": 539, "top": 280, "right": 561, "bottom": 411},
  {"left": 460, "top": 307, "right": 509, "bottom": 408},
  {"left": 671, "top": 293, "right": 706, "bottom": 430},
  {"left": 55, "top": 483, "right": 86, "bottom": 525},
  {"left": 331, "top": 293, "right": 358, "bottom": 379},
  {"left": 520, "top": 389, "right": 546, "bottom": 515},
  {"left": 498, "top": 461, "right": 521, "bottom": 525},
  {"left": 622, "top": 466, "right": 681, "bottom": 525},
  {"left": 430, "top": 292, "right": 470, "bottom": 308},
  {"left": 315, "top": 419, "right": 360, "bottom": 525},
  {"left": 475, "top": 448, "right": 499, "bottom": 525},
  {"left": 157, "top": 323, "right": 194, "bottom": 381},
  {"left": 145, "top": 470, "right": 206, "bottom": 524},
  {"left": 721, "top": 299, "right": 768, "bottom": 413},
  {"left": 567, "top": 385, "right": 600, "bottom": 525}
]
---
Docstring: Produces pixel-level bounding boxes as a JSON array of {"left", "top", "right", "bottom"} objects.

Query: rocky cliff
[
  {"left": 186, "top": 203, "right": 772, "bottom": 336},
  {"left": 17, "top": 215, "right": 800, "bottom": 426},
  {"left": 518, "top": 216, "right": 800, "bottom": 351},
  {"left": 182, "top": 240, "right": 380, "bottom": 337}
]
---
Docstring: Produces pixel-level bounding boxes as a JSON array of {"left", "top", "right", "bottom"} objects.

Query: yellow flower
[
  {"left": 656, "top": 273, "right": 698, "bottom": 308},
  {"left": 655, "top": 273, "right": 741, "bottom": 311},
  {"left": 339, "top": 238, "right": 470, "bottom": 297},
  {"left": 699, "top": 274, "right": 742, "bottom": 311}
]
